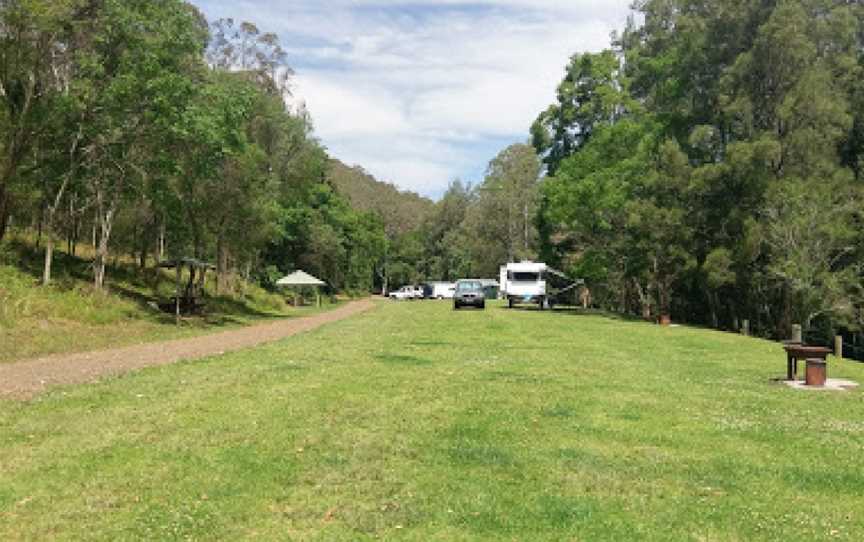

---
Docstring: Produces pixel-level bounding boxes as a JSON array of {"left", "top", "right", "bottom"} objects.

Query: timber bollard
[
  {"left": 835, "top": 336, "right": 843, "bottom": 359},
  {"left": 741, "top": 319, "right": 749, "bottom": 336},
  {"left": 805, "top": 358, "right": 827, "bottom": 387},
  {"left": 791, "top": 324, "right": 802, "bottom": 344}
]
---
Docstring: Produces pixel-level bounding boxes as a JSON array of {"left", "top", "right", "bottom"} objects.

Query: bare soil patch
[{"left": 0, "top": 299, "right": 375, "bottom": 400}]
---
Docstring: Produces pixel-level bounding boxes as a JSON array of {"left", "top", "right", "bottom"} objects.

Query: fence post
[
  {"left": 741, "top": 319, "right": 750, "bottom": 336},
  {"left": 835, "top": 336, "right": 843, "bottom": 359},
  {"left": 791, "top": 324, "right": 802, "bottom": 343}
]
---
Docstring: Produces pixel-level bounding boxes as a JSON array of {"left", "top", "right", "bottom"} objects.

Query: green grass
[
  {"left": 2, "top": 300, "right": 864, "bottom": 540},
  {"left": 0, "top": 238, "right": 337, "bottom": 362}
]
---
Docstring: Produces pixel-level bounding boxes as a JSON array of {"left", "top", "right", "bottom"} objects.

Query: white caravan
[
  {"left": 500, "top": 261, "right": 579, "bottom": 309},
  {"left": 429, "top": 281, "right": 456, "bottom": 299}
]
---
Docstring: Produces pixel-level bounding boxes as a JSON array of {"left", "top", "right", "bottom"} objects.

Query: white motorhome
[{"left": 500, "top": 261, "right": 579, "bottom": 309}]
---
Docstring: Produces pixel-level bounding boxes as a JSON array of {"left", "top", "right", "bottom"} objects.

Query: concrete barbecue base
[{"left": 783, "top": 378, "right": 859, "bottom": 392}]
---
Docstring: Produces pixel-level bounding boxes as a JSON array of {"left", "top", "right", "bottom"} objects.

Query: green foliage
[
  {"left": 1, "top": 1, "right": 411, "bottom": 299},
  {"left": 532, "top": 50, "right": 637, "bottom": 174},
  {"left": 537, "top": 0, "right": 864, "bottom": 337}
]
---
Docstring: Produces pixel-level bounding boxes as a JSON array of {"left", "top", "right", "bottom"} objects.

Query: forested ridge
[
  {"left": 532, "top": 0, "right": 864, "bottom": 346},
  {"left": 2, "top": 0, "right": 863, "bottom": 348}
]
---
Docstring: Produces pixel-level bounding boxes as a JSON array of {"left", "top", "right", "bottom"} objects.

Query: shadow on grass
[
  {"left": 494, "top": 302, "right": 647, "bottom": 323},
  {"left": 410, "top": 340, "right": 453, "bottom": 347},
  {"left": 375, "top": 353, "right": 433, "bottom": 366}
]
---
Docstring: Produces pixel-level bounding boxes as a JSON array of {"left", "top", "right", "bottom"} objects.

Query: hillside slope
[
  {"left": 327, "top": 159, "right": 434, "bottom": 235},
  {"left": 0, "top": 237, "right": 325, "bottom": 362}
]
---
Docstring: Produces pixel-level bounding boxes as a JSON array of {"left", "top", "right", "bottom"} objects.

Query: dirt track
[{"left": 0, "top": 299, "right": 376, "bottom": 400}]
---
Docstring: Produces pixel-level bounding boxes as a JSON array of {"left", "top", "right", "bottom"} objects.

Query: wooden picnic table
[
  {"left": 783, "top": 343, "right": 831, "bottom": 381},
  {"left": 158, "top": 258, "right": 215, "bottom": 318}
]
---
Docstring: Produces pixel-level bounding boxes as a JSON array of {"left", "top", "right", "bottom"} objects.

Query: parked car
[
  {"left": 453, "top": 279, "right": 485, "bottom": 310},
  {"left": 411, "top": 285, "right": 425, "bottom": 299}
]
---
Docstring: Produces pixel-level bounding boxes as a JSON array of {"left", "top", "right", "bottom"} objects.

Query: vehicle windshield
[
  {"left": 510, "top": 272, "right": 540, "bottom": 282},
  {"left": 456, "top": 281, "right": 481, "bottom": 291}
]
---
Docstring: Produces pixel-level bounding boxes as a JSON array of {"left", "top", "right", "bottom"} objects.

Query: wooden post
[
  {"left": 791, "top": 324, "right": 802, "bottom": 344},
  {"left": 316, "top": 287, "right": 321, "bottom": 308},
  {"left": 835, "top": 335, "right": 843, "bottom": 359},
  {"left": 741, "top": 319, "right": 749, "bottom": 336}
]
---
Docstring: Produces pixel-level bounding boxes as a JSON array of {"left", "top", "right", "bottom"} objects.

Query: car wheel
[{"left": 480, "top": 302, "right": 486, "bottom": 309}]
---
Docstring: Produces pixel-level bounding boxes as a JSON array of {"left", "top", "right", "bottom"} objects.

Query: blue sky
[{"left": 193, "top": 1, "right": 634, "bottom": 199}]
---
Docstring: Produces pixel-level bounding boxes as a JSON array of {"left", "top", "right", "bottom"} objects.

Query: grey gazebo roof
[{"left": 276, "top": 270, "right": 326, "bottom": 287}]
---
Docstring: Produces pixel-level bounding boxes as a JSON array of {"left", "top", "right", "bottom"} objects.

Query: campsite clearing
[{"left": 2, "top": 300, "right": 863, "bottom": 540}]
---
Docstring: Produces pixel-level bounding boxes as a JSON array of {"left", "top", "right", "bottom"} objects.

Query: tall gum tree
[
  {"left": 74, "top": 0, "right": 206, "bottom": 291},
  {"left": 0, "top": 0, "right": 83, "bottom": 240}
]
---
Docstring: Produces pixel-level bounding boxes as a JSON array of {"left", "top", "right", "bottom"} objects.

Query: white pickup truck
[{"left": 389, "top": 285, "right": 424, "bottom": 300}]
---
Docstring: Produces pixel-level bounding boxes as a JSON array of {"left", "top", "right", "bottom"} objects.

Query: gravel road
[{"left": 0, "top": 299, "right": 376, "bottom": 400}]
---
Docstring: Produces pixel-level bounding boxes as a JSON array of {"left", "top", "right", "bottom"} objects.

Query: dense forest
[
  {"left": 532, "top": 0, "right": 864, "bottom": 345},
  {"left": 2, "top": 0, "right": 863, "bottom": 347}
]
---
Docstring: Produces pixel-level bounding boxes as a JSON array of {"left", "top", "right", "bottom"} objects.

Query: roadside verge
[{"left": 0, "top": 299, "right": 376, "bottom": 400}]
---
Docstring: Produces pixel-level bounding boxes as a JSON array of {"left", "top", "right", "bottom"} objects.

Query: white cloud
[{"left": 196, "top": 0, "right": 634, "bottom": 197}]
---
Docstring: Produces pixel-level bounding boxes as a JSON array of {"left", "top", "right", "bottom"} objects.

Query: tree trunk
[
  {"left": 240, "top": 261, "right": 252, "bottom": 301},
  {"left": 67, "top": 195, "right": 74, "bottom": 255},
  {"left": 778, "top": 282, "right": 792, "bottom": 339},
  {"left": 158, "top": 222, "right": 166, "bottom": 261},
  {"left": 42, "top": 214, "right": 56, "bottom": 285},
  {"left": 91, "top": 210, "right": 98, "bottom": 249},
  {"left": 138, "top": 223, "right": 148, "bottom": 270},
  {"left": 216, "top": 237, "right": 228, "bottom": 295},
  {"left": 36, "top": 202, "right": 44, "bottom": 249},
  {"left": 93, "top": 190, "right": 116, "bottom": 292},
  {"left": 709, "top": 291, "right": 719, "bottom": 329},
  {"left": 0, "top": 184, "right": 8, "bottom": 242},
  {"left": 633, "top": 278, "right": 652, "bottom": 320},
  {"left": 94, "top": 221, "right": 111, "bottom": 291}
]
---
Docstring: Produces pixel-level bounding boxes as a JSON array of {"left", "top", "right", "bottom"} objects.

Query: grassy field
[
  {"left": 0, "top": 238, "right": 335, "bottom": 362},
  {"left": 2, "top": 300, "right": 864, "bottom": 540}
]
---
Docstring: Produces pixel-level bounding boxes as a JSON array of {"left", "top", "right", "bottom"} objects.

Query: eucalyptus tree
[
  {"left": 531, "top": 50, "right": 634, "bottom": 175},
  {"left": 467, "top": 143, "right": 541, "bottom": 275},
  {"left": 421, "top": 179, "right": 474, "bottom": 282},
  {"left": 72, "top": 0, "right": 206, "bottom": 291},
  {"left": 0, "top": 0, "right": 83, "bottom": 240},
  {"left": 207, "top": 18, "right": 293, "bottom": 98}
]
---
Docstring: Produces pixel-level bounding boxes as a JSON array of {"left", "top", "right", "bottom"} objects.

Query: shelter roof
[{"left": 276, "top": 270, "right": 326, "bottom": 287}]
